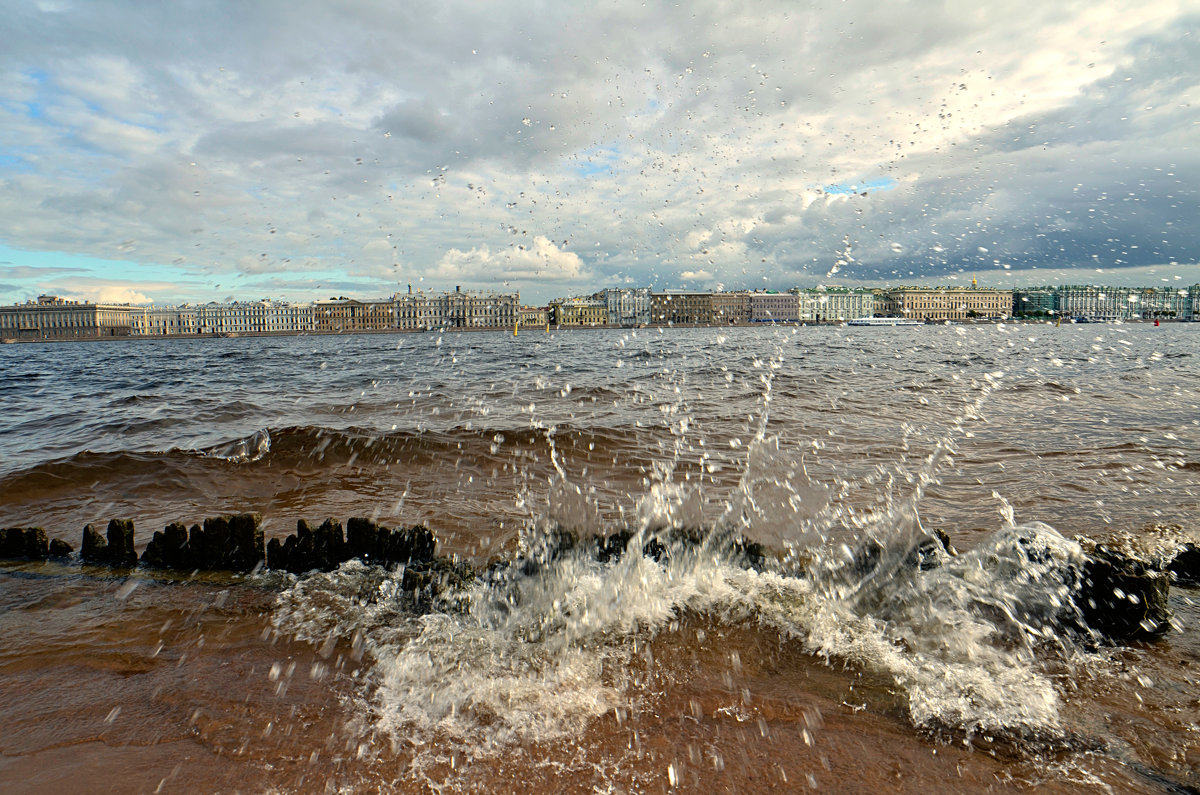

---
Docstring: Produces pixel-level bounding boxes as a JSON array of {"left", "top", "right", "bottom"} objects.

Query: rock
[
  {"left": 731, "top": 536, "right": 768, "bottom": 571},
  {"left": 642, "top": 537, "right": 668, "bottom": 562},
  {"left": 0, "top": 528, "right": 24, "bottom": 558},
  {"left": 23, "top": 528, "right": 49, "bottom": 559},
  {"left": 593, "top": 530, "right": 632, "bottom": 563},
  {"left": 49, "top": 538, "right": 73, "bottom": 558},
  {"left": 105, "top": 519, "right": 137, "bottom": 567},
  {"left": 269, "top": 518, "right": 346, "bottom": 574},
  {"left": 1078, "top": 545, "right": 1172, "bottom": 640},
  {"left": 81, "top": 524, "right": 108, "bottom": 563},
  {"left": 265, "top": 536, "right": 285, "bottom": 570},
  {"left": 346, "top": 517, "right": 382, "bottom": 562},
  {"left": 387, "top": 524, "right": 436, "bottom": 566},
  {"left": 186, "top": 515, "right": 263, "bottom": 572},
  {"left": 227, "top": 513, "right": 264, "bottom": 572},
  {"left": 0, "top": 528, "right": 49, "bottom": 559},
  {"left": 191, "top": 517, "right": 229, "bottom": 569},
  {"left": 1167, "top": 543, "right": 1200, "bottom": 586},
  {"left": 141, "top": 522, "right": 189, "bottom": 569},
  {"left": 400, "top": 556, "right": 475, "bottom": 597},
  {"left": 346, "top": 518, "right": 437, "bottom": 568},
  {"left": 312, "top": 518, "right": 346, "bottom": 569}
]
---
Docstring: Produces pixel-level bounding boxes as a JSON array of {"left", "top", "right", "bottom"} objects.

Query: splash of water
[{"left": 270, "top": 348, "right": 1090, "bottom": 761}]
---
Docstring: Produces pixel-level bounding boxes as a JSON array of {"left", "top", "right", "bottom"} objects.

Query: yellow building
[
  {"left": 551, "top": 298, "right": 608, "bottom": 326},
  {"left": 519, "top": 306, "right": 549, "bottom": 327},
  {"left": 877, "top": 287, "right": 1010, "bottom": 320}
]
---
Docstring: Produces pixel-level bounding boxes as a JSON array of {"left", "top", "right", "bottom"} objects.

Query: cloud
[
  {"left": 435, "top": 236, "right": 588, "bottom": 285},
  {"left": 0, "top": 1, "right": 1196, "bottom": 305}
]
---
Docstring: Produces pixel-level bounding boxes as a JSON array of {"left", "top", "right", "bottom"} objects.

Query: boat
[{"left": 846, "top": 317, "right": 924, "bottom": 327}]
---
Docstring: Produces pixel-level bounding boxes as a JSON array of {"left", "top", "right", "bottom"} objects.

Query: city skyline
[{"left": 2, "top": 2, "right": 1198, "bottom": 306}]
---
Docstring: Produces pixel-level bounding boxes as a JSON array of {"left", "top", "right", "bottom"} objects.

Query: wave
[
  {"left": 0, "top": 423, "right": 676, "bottom": 485},
  {"left": 272, "top": 514, "right": 1090, "bottom": 759}
]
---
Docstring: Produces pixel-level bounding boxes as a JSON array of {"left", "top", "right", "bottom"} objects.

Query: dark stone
[
  {"left": 181, "top": 514, "right": 263, "bottom": 572},
  {"left": 23, "top": 527, "right": 49, "bottom": 559},
  {"left": 346, "top": 517, "right": 382, "bottom": 562},
  {"left": 227, "top": 513, "right": 264, "bottom": 572},
  {"left": 0, "top": 528, "right": 22, "bottom": 558},
  {"left": 731, "top": 536, "right": 767, "bottom": 571},
  {"left": 141, "top": 522, "right": 190, "bottom": 569},
  {"left": 81, "top": 523, "right": 108, "bottom": 563},
  {"left": 399, "top": 556, "right": 476, "bottom": 597},
  {"left": 388, "top": 524, "right": 436, "bottom": 566},
  {"left": 0, "top": 528, "right": 49, "bottom": 559},
  {"left": 642, "top": 537, "right": 668, "bottom": 562},
  {"left": 594, "top": 530, "right": 632, "bottom": 563},
  {"left": 270, "top": 518, "right": 345, "bottom": 574},
  {"left": 194, "top": 516, "right": 231, "bottom": 569},
  {"left": 266, "top": 537, "right": 286, "bottom": 570},
  {"left": 1078, "top": 546, "right": 1172, "bottom": 640},
  {"left": 313, "top": 518, "right": 346, "bottom": 569},
  {"left": 1167, "top": 543, "right": 1200, "bottom": 586},
  {"left": 105, "top": 519, "right": 137, "bottom": 567},
  {"left": 49, "top": 538, "right": 73, "bottom": 558},
  {"left": 345, "top": 518, "right": 436, "bottom": 568}
]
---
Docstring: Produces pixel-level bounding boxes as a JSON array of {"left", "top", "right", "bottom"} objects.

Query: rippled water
[{"left": 1, "top": 324, "right": 1198, "bottom": 793}]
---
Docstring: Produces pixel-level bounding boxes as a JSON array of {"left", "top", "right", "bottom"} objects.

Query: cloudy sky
[{"left": 1, "top": 0, "right": 1197, "bottom": 305}]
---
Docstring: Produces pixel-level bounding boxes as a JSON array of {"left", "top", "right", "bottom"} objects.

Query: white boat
[{"left": 846, "top": 317, "right": 924, "bottom": 327}]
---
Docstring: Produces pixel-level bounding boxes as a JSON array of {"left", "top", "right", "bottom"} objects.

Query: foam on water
[
  {"left": 273, "top": 490, "right": 1087, "bottom": 759},
  {"left": 269, "top": 338, "right": 1095, "bottom": 760}
]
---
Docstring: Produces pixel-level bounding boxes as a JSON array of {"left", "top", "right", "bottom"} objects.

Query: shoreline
[{"left": 1, "top": 316, "right": 1189, "bottom": 345}]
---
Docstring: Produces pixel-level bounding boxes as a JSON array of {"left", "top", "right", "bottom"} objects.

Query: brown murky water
[{"left": 1, "top": 324, "right": 1198, "bottom": 792}]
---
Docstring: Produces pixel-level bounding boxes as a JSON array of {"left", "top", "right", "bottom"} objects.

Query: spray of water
[{"left": 271, "top": 334, "right": 1092, "bottom": 766}]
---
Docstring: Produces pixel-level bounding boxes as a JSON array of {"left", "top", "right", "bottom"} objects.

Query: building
[
  {"left": 795, "top": 286, "right": 874, "bottom": 322},
  {"left": 519, "top": 306, "right": 550, "bottom": 328},
  {"left": 601, "top": 287, "right": 652, "bottom": 327},
  {"left": 444, "top": 287, "right": 520, "bottom": 329},
  {"left": 131, "top": 305, "right": 201, "bottom": 336},
  {"left": 877, "top": 286, "right": 1010, "bottom": 321},
  {"left": 551, "top": 297, "right": 608, "bottom": 326},
  {"left": 711, "top": 291, "right": 750, "bottom": 325},
  {"left": 651, "top": 291, "right": 713, "bottom": 325},
  {"left": 749, "top": 292, "right": 799, "bottom": 323},
  {"left": 1129, "top": 287, "right": 1192, "bottom": 319},
  {"left": 1013, "top": 288, "right": 1058, "bottom": 317},
  {"left": 395, "top": 290, "right": 445, "bottom": 330},
  {"left": 0, "top": 295, "right": 133, "bottom": 340}
]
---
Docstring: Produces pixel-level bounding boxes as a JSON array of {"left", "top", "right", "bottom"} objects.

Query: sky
[{"left": 0, "top": 0, "right": 1198, "bottom": 306}]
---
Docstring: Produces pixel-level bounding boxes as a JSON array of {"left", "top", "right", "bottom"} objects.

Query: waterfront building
[
  {"left": 0, "top": 295, "right": 133, "bottom": 340},
  {"left": 392, "top": 288, "right": 519, "bottom": 330},
  {"left": 518, "top": 306, "right": 549, "bottom": 328},
  {"left": 395, "top": 290, "right": 445, "bottom": 330},
  {"left": 711, "top": 291, "right": 750, "bottom": 325},
  {"left": 551, "top": 297, "right": 608, "bottom": 326},
  {"left": 265, "top": 302, "right": 314, "bottom": 333},
  {"left": 601, "top": 287, "right": 652, "bottom": 327},
  {"left": 1128, "top": 287, "right": 1193, "bottom": 319},
  {"left": 1057, "top": 285, "right": 1127, "bottom": 321},
  {"left": 748, "top": 291, "right": 799, "bottom": 323},
  {"left": 444, "top": 287, "right": 520, "bottom": 329},
  {"left": 651, "top": 291, "right": 714, "bottom": 325},
  {"left": 131, "top": 305, "right": 201, "bottom": 336},
  {"left": 313, "top": 298, "right": 369, "bottom": 333},
  {"left": 794, "top": 286, "right": 874, "bottom": 322},
  {"left": 1013, "top": 287, "right": 1058, "bottom": 317},
  {"left": 877, "top": 286, "right": 1010, "bottom": 321}
]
